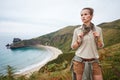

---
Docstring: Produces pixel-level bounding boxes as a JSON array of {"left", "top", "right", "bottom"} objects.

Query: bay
[{"left": 0, "top": 32, "right": 51, "bottom": 75}]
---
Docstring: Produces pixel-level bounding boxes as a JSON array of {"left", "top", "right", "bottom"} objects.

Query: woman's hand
[
  {"left": 93, "top": 31, "right": 100, "bottom": 38},
  {"left": 77, "top": 32, "right": 84, "bottom": 43}
]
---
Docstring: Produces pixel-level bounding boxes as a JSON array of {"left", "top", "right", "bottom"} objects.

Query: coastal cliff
[{"left": 10, "top": 25, "right": 80, "bottom": 51}]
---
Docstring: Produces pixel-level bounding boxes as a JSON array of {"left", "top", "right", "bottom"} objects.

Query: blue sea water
[{"left": 0, "top": 33, "right": 52, "bottom": 75}]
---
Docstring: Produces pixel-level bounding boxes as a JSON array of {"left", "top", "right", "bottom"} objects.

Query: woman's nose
[{"left": 82, "top": 16, "right": 85, "bottom": 18}]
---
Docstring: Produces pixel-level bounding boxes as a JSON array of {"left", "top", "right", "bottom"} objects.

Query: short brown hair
[{"left": 82, "top": 7, "right": 94, "bottom": 15}]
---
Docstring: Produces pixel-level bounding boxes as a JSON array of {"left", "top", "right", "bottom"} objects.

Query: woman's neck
[{"left": 83, "top": 22, "right": 91, "bottom": 27}]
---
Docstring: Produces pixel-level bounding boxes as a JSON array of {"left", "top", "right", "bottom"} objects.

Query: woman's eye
[{"left": 84, "top": 13, "right": 87, "bottom": 15}]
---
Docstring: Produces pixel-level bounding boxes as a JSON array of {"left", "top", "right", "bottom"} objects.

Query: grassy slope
[{"left": 35, "top": 25, "right": 80, "bottom": 52}]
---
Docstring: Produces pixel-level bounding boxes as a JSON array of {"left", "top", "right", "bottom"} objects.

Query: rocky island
[{"left": 6, "top": 38, "right": 25, "bottom": 49}]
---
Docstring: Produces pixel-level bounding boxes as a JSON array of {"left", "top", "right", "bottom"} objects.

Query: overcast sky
[{"left": 0, "top": 0, "right": 120, "bottom": 36}]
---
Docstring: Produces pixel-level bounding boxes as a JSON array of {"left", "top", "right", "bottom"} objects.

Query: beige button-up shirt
[{"left": 71, "top": 25, "right": 104, "bottom": 59}]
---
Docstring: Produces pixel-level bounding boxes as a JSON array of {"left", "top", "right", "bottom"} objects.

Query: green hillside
[
  {"left": 99, "top": 19, "right": 120, "bottom": 47},
  {"left": 34, "top": 25, "right": 80, "bottom": 52}
]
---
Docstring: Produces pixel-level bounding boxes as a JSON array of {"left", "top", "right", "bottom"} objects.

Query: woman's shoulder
[
  {"left": 94, "top": 25, "right": 102, "bottom": 31},
  {"left": 74, "top": 25, "right": 82, "bottom": 31}
]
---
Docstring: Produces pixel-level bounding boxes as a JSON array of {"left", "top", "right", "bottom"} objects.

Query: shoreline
[{"left": 15, "top": 45, "right": 62, "bottom": 77}]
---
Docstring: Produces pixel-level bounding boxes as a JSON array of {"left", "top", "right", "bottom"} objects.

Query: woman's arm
[{"left": 71, "top": 29, "right": 83, "bottom": 49}]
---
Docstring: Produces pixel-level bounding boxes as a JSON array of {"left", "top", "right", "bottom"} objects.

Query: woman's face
[{"left": 81, "top": 9, "right": 93, "bottom": 24}]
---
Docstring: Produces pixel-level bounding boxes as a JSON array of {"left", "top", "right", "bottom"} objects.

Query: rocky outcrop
[
  {"left": 13, "top": 38, "right": 22, "bottom": 43},
  {"left": 6, "top": 38, "right": 25, "bottom": 49},
  {"left": 10, "top": 42, "right": 25, "bottom": 49}
]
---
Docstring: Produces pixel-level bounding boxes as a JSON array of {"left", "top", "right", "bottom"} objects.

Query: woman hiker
[{"left": 71, "top": 7, "right": 104, "bottom": 80}]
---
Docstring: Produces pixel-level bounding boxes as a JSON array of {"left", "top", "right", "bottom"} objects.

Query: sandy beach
[{"left": 15, "top": 45, "right": 62, "bottom": 77}]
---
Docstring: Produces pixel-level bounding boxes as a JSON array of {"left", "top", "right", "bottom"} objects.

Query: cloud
[
  {"left": 0, "top": 0, "right": 120, "bottom": 34},
  {"left": 0, "top": 21, "right": 61, "bottom": 34}
]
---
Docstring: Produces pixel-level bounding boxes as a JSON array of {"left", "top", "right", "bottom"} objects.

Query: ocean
[{"left": 0, "top": 32, "right": 52, "bottom": 75}]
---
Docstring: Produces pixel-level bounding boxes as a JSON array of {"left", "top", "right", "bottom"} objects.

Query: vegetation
[
  {"left": 99, "top": 43, "right": 120, "bottom": 80},
  {"left": 1, "top": 19, "right": 120, "bottom": 80}
]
